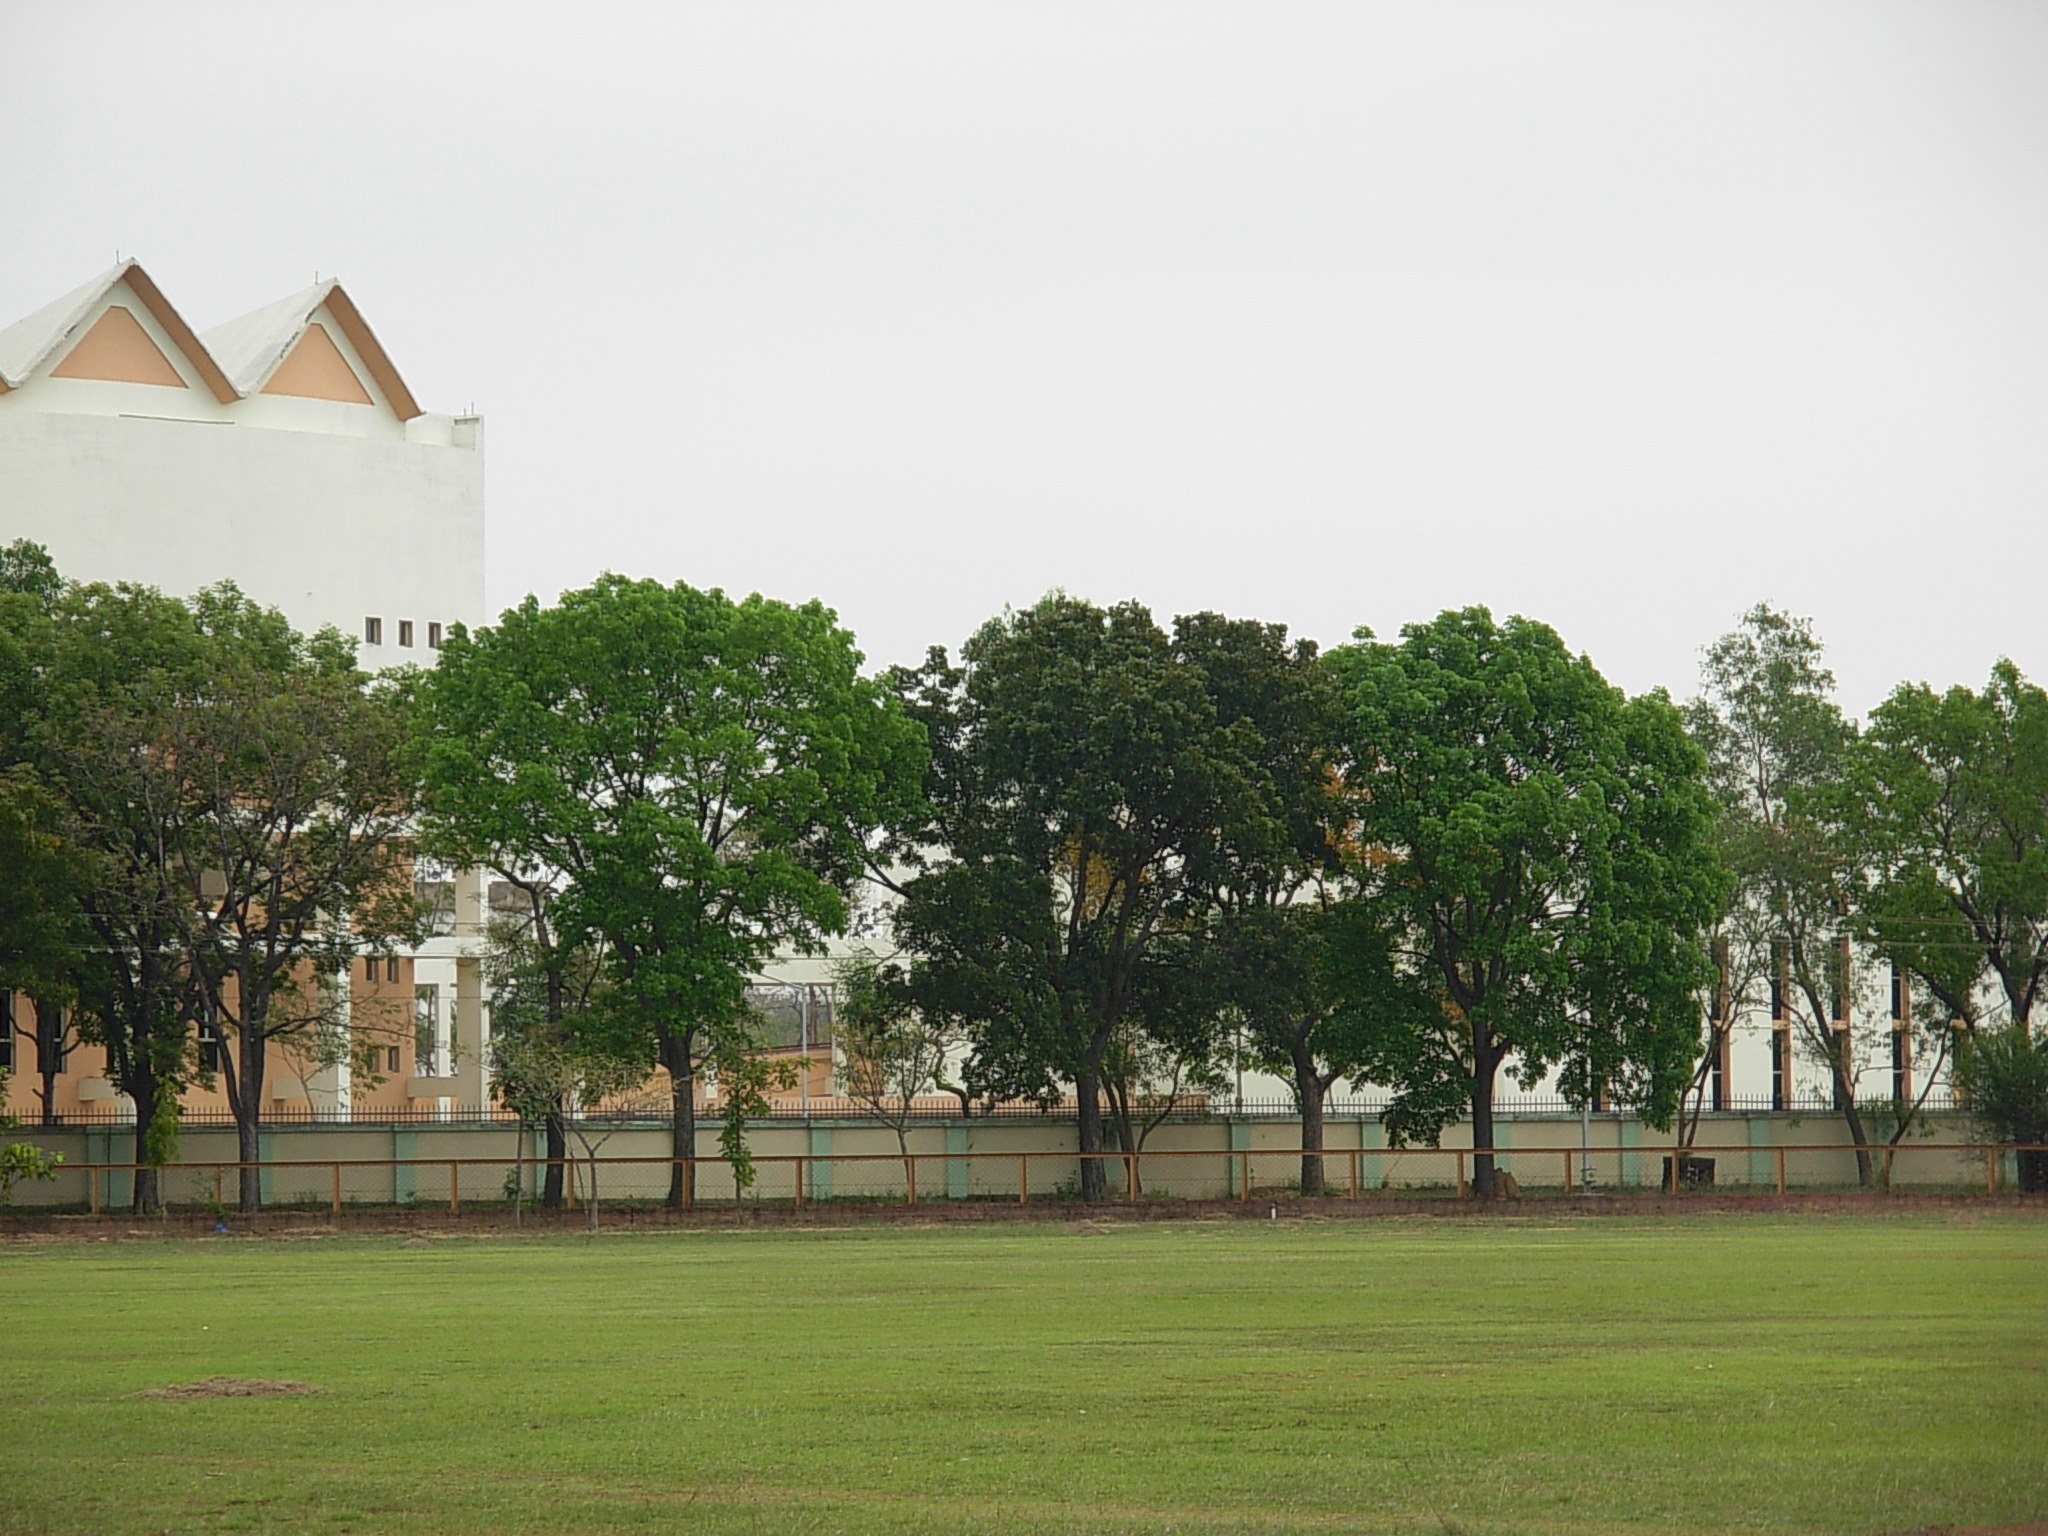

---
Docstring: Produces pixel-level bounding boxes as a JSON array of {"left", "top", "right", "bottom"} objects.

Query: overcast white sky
[{"left": 3, "top": 1, "right": 2044, "bottom": 714}]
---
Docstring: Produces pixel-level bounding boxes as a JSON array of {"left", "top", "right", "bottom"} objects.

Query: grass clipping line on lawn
[{"left": 133, "top": 1377, "right": 323, "bottom": 1400}]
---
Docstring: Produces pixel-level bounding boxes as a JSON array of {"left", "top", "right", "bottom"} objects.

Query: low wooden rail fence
[{"left": 36, "top": 1142, "right": 2048, "bottom": 1216}]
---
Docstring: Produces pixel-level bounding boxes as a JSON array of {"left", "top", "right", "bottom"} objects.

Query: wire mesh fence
[
  {"left": 24, "top": 1088, "right": 1961, "bottom": 1129},
  {"left": 21, "top": 1140, "right": 2045, "bottom": 1218}
]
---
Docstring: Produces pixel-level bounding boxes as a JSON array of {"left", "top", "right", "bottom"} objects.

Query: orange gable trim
[
  {"left": 49, "top": 305, "right": 188, "bottom": 387},
  {"left": 261, "top": 321, "right": 374, "bottom": 404}
]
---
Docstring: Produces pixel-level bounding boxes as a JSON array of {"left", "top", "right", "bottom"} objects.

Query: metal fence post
[
  {"left": 1018, "top": 1154, "right": 1028, "bottom": 1205},
  {"left": 907, "top": 1155, "right": 917, "bottom": 1206},
  {"left": 89, "top": 1165, "right": 100, "bottom": 1215},
  {"left": 1986, "top": 1148, "right": 1997, "bottom": 1195},
  {"left": 449, "top": 1162, "right": 460, "bottom": 1214},
  {"left": 1775, "top": 1146, "right": 1786, "bottom": 1195},
  {"left": 1562, "top": 1148, "right": 1573, "bottom": 1195},
  {"left": 1350, "top": 1149, "right": 1360, "bottom": 1198},
  {"left": 794, "top": 1157, "right": 805, "bottom": 1208},
  {"left": 1239, "top": 1150, "right": 1251, "bottom": 1201},
  {"left": 332, "top": 1163, "right": 341, "bottom": 1217}
]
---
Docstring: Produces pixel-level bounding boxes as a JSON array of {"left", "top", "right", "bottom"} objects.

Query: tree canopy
[
  {"left": 1330, "top": 607, "right": 1724, "bottom": 1193},
  {"left": 415, "top": 574, "right": 926, "bottom": 1201}
]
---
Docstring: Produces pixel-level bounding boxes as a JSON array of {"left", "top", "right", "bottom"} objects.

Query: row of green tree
[{"left": 3, "top": 540, "right": 2045, "bottom": 1211}]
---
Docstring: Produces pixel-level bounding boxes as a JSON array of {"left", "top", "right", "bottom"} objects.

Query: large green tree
[
  {"left": 1687, "top": 605, "right": 1880, "bottom": 1181},
  {"left": 165, "top": 590, "right": 421, "bottom": 1211},
  {"left": 888, "top": 596, "right": 1284, "bottom": 1201},
  {"left": 30, "top": 585, "right": 205, "bottom": 1200},
  {"left": 0, "top": 545, "right": 88, "bottom": 1125},
  {"left": 416, "top": 575, "right": 924, "bottom": 1206},
  {"left": 1330, "top": 608, "right": 1724, "bottom": 1196},
  {"left": 1171, "top": 613, "right": 1362, "bottom": 1196},
  {"left": 1845, "top": 660, "right": 2048, "bottom": 1037}
]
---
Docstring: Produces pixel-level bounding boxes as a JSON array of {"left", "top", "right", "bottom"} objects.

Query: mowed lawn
[{"left": 1, "top": 1214, "right": 2043, "bottom": 1536}]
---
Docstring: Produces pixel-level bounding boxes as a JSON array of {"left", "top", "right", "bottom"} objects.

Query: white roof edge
[
  {"left": 0, "top": 262, "right": 130, "bottom": 388},
  {"left": 199, "top": 281, "right": 335, "bottom": 397}
]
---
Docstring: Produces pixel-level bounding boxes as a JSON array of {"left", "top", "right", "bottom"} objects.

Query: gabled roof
[
  {"left": 0, "top": 260, "right": 235, "bottom": 400},
  {"left": 201, "top": 280, "right": 421, "bottom": 420}
]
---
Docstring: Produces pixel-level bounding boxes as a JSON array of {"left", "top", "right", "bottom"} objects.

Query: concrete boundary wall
[{"left": 5, "top": 1111, "right": 2022, "bottom": 1208}]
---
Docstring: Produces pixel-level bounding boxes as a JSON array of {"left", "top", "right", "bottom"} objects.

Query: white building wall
[
  {"left": 0, "top": 405, "right": 483, "bottom": 641},
  {"left": 0, "top": 265, "right": 491, "bottom": 1114}
]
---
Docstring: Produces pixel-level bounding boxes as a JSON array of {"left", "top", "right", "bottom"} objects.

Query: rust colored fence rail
[{"left": 32, "top": 1142, "right": 2048, "bottom": 1217}]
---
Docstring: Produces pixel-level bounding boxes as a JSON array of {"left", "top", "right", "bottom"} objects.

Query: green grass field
[{"left": 2, "top": 1213, "right": 2043, "bottom": 1535}]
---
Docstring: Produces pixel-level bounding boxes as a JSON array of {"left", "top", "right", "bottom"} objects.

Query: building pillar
[
  {"left": 1619, "top": 1119, "right": 1642, "bottom": 1188},
  {"left": 310, "top": 960, "right": 351, "bottom": 1121},
  {"left": 945, "top": 1124, "right": 969, "bottom": 1199},
  {"left": 460, "top": 969, "right": 487, "bottom": 1107},
  {"left": 392, "top": 1128, "right": 417, "bottom": 1205},
  {"left": 1360, "top": 1118, "right": 1383, "bottom": 1189},
  {"left": 807, "top": 1124, "right": 833, "bottom": 1201}
]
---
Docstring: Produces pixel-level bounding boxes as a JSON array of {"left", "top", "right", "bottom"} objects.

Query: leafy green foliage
[
  {"left": 1329, "top": 608, "right": 1724, "bottom": 1180},
  {"left": 0, "top": 768, "right": 89, "bottom": 999},
  {"left": 1845, "top": 660, "right": 2048, "bottom": 1031},
  {"left": 1951, "top": 1023, "right": 2048, "bottom": 1191},
  {"left": 887, "top": 596, "right": 1283, "bottom": 1198},
  {"left": 0, "top": 1071, "right": 64, "bottom": 1203},
  {"left": 417, "top": 575, "right": 925, "bottom": 1194},
  {"left": 1688, "top": 605, "right": 1891, "bottom": 1173}
]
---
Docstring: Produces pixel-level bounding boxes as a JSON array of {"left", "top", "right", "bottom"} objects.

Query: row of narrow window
[
  {"left": 363, "top": 617, "right": 441, "bottom": 649},
  {"left": 1, "top": 990, "right": 431, "bottom": 1086}
]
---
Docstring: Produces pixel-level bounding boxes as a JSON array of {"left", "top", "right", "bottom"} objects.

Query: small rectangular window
[
  {"left": 364, "top": 617, "right": 382, "bottom": 645},
  {"left": 0, "top": 990, "right": 12, "bottom": 1072},
  {"left": 426, "top": 622, "right": 443, "bottom": 649},
  {"left": 197, "top": 1005, "right": 224, "bottom": 1074},
  {"left": 388, "top": 1046, "right": 401, "bottom": 1073},
  {"left": 414, "top": 985, "right": 441, "bottom": 1077},
  {"left": 364, "top": 956, "right": 377, "bottom": 983},
  {"left": 397, "top": 620, "right": 414, "bottom": 648},
  {"left": 386, "top": 956, "right": 400, "bottom": 983}
]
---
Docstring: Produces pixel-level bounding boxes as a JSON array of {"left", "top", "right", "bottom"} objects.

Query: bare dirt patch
[{"left": 134, "top": 1377, "right": 322, "bottom": 1400}]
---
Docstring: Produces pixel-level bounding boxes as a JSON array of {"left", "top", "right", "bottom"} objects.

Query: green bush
[{"left": 1953, "top": 1023, "right": 2048, "bottom": 1192}]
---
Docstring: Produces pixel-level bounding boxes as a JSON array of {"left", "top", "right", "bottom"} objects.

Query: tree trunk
[
  {"left": 130, "top": 1077, "right": 161, "bottom": 1215},
  {"left": 1075, "top": 1060, "right": 1108, "bottom": 1202},
  {"left": 664, "top": 1032, "right": 696, "bottom": 1210},
  {"left": 236, "top": 1019, "right": 264, "bottom": 1214},
  {"left": 542, "top": 1107, "right": 567, "bottom": 1209},
  {"left": 1470, "top": 1030, "right": 1498, "bottom": 1199},
  {"left": 1292, "top": 1044, "right": 1327, "bottom": 1197},
  {"left": 895, "top": 1122, "right": 914, "bottom": 1203},
  {"left": 33, "top": 996, "right": 60, "bottom": 1127},
  {"left": 1831, "top": 1056, "right": 1875, "bottom": 1188}
]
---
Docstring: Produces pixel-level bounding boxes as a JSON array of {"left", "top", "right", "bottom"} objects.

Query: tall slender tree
[
  {"left": 166, "top": 589, "right": 420, "bottom": 1211},
  {"left": 1687, "top": 605, "right": 1878, "bottom": 1182},
  {"left": 1845, "top": 660, "right": 2048, "bottom": 1034},
  {"left": 1172, "top": 614, "right": 1357, "bottom": 1195}
]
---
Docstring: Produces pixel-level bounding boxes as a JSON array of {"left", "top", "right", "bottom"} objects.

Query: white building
[{"left": 0, "top": 260, "right": 488, "bottom": 1121}]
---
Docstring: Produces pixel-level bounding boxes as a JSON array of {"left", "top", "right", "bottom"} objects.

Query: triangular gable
[
  {"left": 0, "top": 262, "right": 236, "bottom": 401},
  {"left": 261, "top": 321, "right": 373, "bottom": 404},
  {"left": 50, "top": 305, "right": 189, "bottom": 387},
  {"left": 202, "top": 280, "right": 421, "bottom": 420}
]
